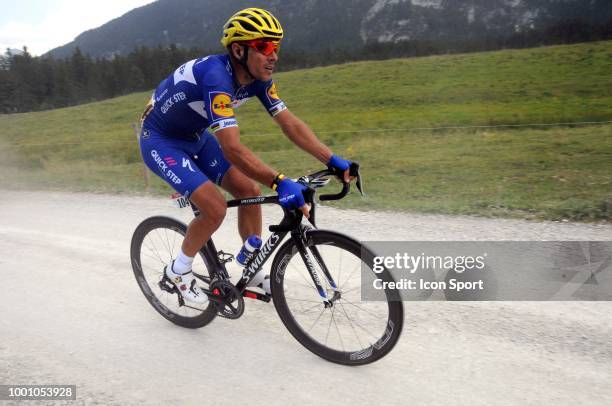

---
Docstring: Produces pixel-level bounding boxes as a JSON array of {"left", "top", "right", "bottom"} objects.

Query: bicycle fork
[{"left": 293, "top": 231, "right": 341, "bottom": 308}]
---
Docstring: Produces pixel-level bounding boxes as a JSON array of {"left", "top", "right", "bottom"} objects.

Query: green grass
[{"left": 1, "top": 41, "right": 611, "bottom": 220}]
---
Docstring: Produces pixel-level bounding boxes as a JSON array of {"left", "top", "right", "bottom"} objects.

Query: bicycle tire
[
  {"left": 270, "top": 229, "right": 404, "bottom": 365},
  {"left": 130, "top": 216, "right": 217, "bottom": 329}
]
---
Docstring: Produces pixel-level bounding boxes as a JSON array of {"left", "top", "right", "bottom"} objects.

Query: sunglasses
[{"left": 242, "top": 40, "right": 280, "bottom": 56}]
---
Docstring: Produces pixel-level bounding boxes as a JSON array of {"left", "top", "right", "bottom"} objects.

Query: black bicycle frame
[{"left": 189, "top": 194, "right": 336, "bottom": 305}]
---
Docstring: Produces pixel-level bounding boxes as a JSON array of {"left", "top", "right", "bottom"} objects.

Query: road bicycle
[{"left": 130, "top": 164, "right": 404, "bottom": 365}]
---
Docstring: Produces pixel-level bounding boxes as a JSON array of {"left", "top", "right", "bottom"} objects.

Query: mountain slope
[{"left": 47, "top": 0, "right": 612, "bottom": 59}]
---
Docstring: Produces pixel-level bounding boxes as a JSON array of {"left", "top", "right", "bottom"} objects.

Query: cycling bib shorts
[{"left": 139, "top": 126, "right": 231, "bottom": 197}]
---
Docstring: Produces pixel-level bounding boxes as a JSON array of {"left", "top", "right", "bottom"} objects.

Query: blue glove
[
  {"left": 327, "top": 154, "right": 351, "bottom": 178},
  {"left": 276, "top": 178, "right": 307, "bottom": 209}
]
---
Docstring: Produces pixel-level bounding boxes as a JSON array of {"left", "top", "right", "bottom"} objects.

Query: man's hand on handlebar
[
  {"left": 275, "top": 177, "right": 311, "bottom": 218},
  {"left": 327, "top": 154, "right": 356, "bottom": 184}
]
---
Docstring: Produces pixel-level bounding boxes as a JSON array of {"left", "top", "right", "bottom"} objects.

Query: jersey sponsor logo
[
  {"left": 209, "top": 118, "right": 238, "bottom": 133},
  {"left": 160, "top": 91, "right": 187, "bottom": 114},
  {"left": 210, "top": 92, "right": 234, "bottom": 118},
  {"left": 164, "top": 156, "right": 177, "bottom": 167},
  {"left": 267, "top": 83, "right": 280, "bottom": 101},
  {"left": 151, "top": 150, "right": 182, "bottom": 185},
  {"left": 244, "top": 234, "right": 281, "bottom": 278},
  {"left": 269, "top": 102, "right": 287, "bottom": 117},
  {"left": 241, "top": 197, "right": 265, "bottom": 204},
  {"left": 182, "top": 158, "right": 195, "bottom": 172},
  {"left": 151, "top": 150, "right": 168, "bottom": 172},
  {"left": 156, "top": 89, "right": 168, "bottom": 102},
  {"left": 210, "top": 159, "right": 218, "bottom": 167},
  {"left": 233, "top": 87, "right": 251, "bottom": 109}
]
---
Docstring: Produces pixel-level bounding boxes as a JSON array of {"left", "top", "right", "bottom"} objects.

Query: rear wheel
[
  {"left": 270, "top": 229, "right": 404, "bottom": 365},
  {"left": 130, "top": 216, "right": 217, "bottom": 328}
]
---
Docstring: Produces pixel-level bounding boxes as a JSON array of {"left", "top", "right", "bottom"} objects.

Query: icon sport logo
[{"left": 210, "top": 92, "right": 234, "bottom": 118}]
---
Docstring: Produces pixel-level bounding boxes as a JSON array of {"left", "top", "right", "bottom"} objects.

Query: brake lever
[
  {"left": 350, "top": 163, "right": 364, "bottom": 196},
  {"left": 303, "top": 187, "right": 316, "bottom": 228}
]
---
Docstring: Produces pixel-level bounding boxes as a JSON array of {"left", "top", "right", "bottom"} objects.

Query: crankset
[{"left": 208, "top": 279, "right": 245, "bottom": 320}]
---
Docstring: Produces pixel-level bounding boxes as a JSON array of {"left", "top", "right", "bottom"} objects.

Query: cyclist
[{"left": 139, "top": 8, "right": 354, "bottom": 304}]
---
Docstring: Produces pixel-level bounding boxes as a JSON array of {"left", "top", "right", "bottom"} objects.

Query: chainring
[{"left": 209, "top": 279, "right": 245, "bottom": 319}]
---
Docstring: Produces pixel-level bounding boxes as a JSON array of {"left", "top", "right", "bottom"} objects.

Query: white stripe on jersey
[{"left": 173, "top": 59, "right": 198, "bottom": 86}]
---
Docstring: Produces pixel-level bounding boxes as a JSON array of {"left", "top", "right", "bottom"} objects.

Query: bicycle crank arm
[{"left": 243, "top": 289, "right": 271, "bottom": 303}]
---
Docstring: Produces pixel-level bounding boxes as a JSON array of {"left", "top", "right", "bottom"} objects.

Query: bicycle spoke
[
  {"left": 285, "top": 297, "right": 322, "bottom": 304},
  {"left": 287, "top": 279, "right": 320, "bottom": 291},
  {"left": 325, "top": 306, "right": 336, "bottom": 345},
  {"left": 294, "top": 301, "right": 325, "bottom": 315},
  {"left": 170, "top": 228, "right": 178, "bottom": 259},
  {"left": 341, "top": 284, "right": 362, "bottom": 296},
  {"left": 338, "top": 248, "right": 343, "bottom": 288},
  {"left": 341, "top": 297, "right": 387, "bottom": 321},
  {"left": 338, "top": 301, "right": 366, "bottom": 349},
  {"left": 337, "top": 306, "right": 379, "bottom": 342},
  {"left": 330, "top": 305, "right": 345, "bottom": 351},
  {"left": 155, "top": 229, "right": 173, "bottom": 263},
  {"left": 307, "top": 307, "right": 327, "bottom": 333},
  {"left": 141, "top": 250, "right": 166, "bottom": 266},
  {"left": 338, "top": 251, "right": 343, "bottom": 289},
  {"left": 290, "top": 259, "right": 317, "bottom": 292},
  {"left": 340, "top": 262, "right": 362, "bottom": 291},
  {"left": 143, "top": 237, "right": 166, "bottom": 265}
]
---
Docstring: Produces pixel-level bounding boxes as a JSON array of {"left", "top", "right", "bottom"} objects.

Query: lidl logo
[
  {"left": 267, "top": 83, "right": 280, "bottom": 100},
  {"left": 211, "top": 93, "right": 234, "bottom": 118}
]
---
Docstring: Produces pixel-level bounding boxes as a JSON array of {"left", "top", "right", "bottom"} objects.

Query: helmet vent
[
  {"left": 262, "top": 30, "right": 282, "bottom": 38},
  {"left": 240, "top": 20, "right": 258, "bottom": 33}
]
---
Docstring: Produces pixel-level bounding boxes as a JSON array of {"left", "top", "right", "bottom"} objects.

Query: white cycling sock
[{"left": 171, "top": 249, "right": 194, "bottom": 275}]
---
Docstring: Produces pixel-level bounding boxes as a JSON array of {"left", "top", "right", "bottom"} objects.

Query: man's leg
[
  {"left": 181, "top": 180, "right": 227, "bottom": 256},
  {"left": 139, "top": 129, "right": 220, "bottom": 303},
  {"left": 221, "top": 166, "right": 262, "bottom": 241}
]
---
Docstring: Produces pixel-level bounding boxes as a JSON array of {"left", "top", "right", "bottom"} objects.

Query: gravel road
[{"left": 0, "top": 191, "right": 610, "bottom": 405}]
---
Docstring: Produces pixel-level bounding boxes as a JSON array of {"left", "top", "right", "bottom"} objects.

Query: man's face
[{"left": 247, "top": 46, "right": 278, "bottom": 81}]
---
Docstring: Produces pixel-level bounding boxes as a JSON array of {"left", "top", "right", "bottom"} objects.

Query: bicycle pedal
[
  {"left": 158, "top": 276, "right": 176, "bottom": 294},
  {"left": 243, "top": 289, "right": 271, "bottom": 303}
]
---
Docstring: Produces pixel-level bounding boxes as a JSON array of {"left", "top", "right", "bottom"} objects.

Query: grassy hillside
[{"left": 1, "top": 41, "right": 611, "bottom": 220}]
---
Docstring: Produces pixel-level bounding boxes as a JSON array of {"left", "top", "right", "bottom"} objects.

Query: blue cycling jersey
[{"left": 143, "top": 54, "right": 287, "bottom": 138}]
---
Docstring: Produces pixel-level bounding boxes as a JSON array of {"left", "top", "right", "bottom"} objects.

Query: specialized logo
[
  {"left": 182, "top": 158, "right": 195, "bottom": 172},
  {"left": 267, "top": 83, "right": 280, "bottom": 101},
  {"left": 245, "top": 234, "right": 281, "bottom": 277},
  {"left": 210, "top": 92, "right": 234, "bottom": 118},
  {"left": 241, "top": 197, "right": 265, "bottom": 204}
]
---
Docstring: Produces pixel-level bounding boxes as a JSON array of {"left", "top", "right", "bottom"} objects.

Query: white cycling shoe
[
  {"left": 165, "top": 263, "right": 208, "bottom": 305},
  {"left": 247, "top": 272, "right": 271, "bottom": 295}
]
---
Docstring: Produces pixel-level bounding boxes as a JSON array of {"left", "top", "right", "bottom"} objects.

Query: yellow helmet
[{"left": 221, "top": 8, "right": 283, "bottom": 48}]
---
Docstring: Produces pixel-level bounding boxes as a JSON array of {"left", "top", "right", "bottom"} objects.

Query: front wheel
[{"left": 270, "top": 229, "right": 404, "bottom": 365}]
